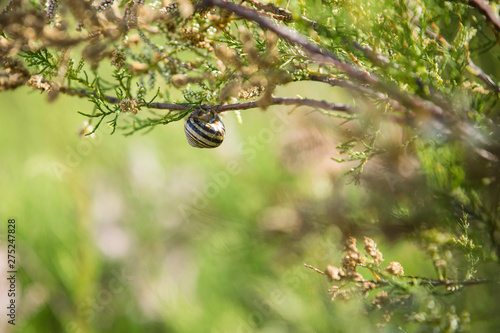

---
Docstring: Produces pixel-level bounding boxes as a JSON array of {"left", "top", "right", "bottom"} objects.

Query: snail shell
[{"left": 184, "top": 109, "right": 225, "bottom": 148}]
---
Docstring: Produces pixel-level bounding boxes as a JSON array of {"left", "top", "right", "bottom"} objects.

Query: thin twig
[
  {"left": 468, "top": 0, "right": 500, "bottom": 34},
  {"left": 351, "top": 41, "right": 394, "bottom": 68},
  {"left": 207, "top": 97, "right": 354, "bottom": 113},
  {"left": 0, "top": 0, "right": 17, "bottom": 14},
  {"left": 308, "top": 74, "right": 407, "bottom": 113},
  {"left": 467, "top": 60, "right": 500, "bottom": 92},
  {"left": 304, "top": 264, "right": 326, "bottom": 275},
  {"left": 243, "top": 0, "right": 292, "bottom": 21},
  {"left": 62, "top": 87, "right": 354, "bottom": 113},
  {"left": 306, "top": 261, "right": 492, "bottom": 288},
  {"left": 394, "top": 276, "right": 491, "bottom": 288}
]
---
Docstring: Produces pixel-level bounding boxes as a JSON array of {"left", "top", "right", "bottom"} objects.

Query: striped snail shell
[{"left": 184, "top": 109, "right": 225, "bottom": 148}]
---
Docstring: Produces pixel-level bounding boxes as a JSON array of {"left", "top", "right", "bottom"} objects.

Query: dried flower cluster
[
  {"left": 26, "top": 74, "right": 52, "bottom": 92},
  {"left": 238, "top": 85, "right": 265, "bottom": 100},
  {"left": 96, "top": 0, "right": 115, "bottom": 12},
  {"left": 110, "top": 50, "right": 126, "bottom": 70},
  {"left": 0, "top": 57, "right": 30, "bottom": 91},
  {"left": 120, "top": 98, "right": 140, "bottom": 114},
  {"left": 341, "top": 236, "right": 367, "bottom": 275},
  {"left": 180, "top": 26, "right": 213, "bottom": 50},
  {"left": 305, "top": 230, "right": 489, "bottom": 329},
  {"left": 307, "top": 236, "right": 406, "bottom": 302},
  {"left": 385, "top": 261, "right": 404, "bottom": 276},
  {"left": 305, "top": 232, "right": 489, "bottom": 331},
  {"left": 363, "top": 236, "right": 384, "bottom": 265},
  {"left": 303, "top": 235, "right": 489, "bottom": 328}
]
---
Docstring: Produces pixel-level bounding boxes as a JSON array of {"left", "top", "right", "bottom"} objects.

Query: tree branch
[
  {"left": 308, "top": 75, "right": 407, "bottom": 113},
  {"left": 400, "top": 275, "right": 492, "bottom": 288},
  {"left": 420, "top": 21, "right": 500, "bottom": 93},
  {"left": 468, "top": 0, "right": 500, "bottom": 34},
  {"left": 305, "top": 263, "right": 493, "bottom": 288},
  {"left": 205, "top": 0, "right": 448, "bottom": 123},
  {"left": 61, "top": 87, "right": 354, "bottom": 113},
  {"left": 206, "top": 0, "right": 499, "bottom": 160}
]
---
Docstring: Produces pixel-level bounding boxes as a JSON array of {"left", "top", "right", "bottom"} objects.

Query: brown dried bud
[
  {"left": 360, "top": 280, "right": 376, "bottom": 298},
  {"left": 120, "top": 98, "right": 140, "bottom": 114},
  {"left": 325, "top": 265, "right": 345, "bottom": 281},
  {"left": 385, "top": 261, "right": 404, "bottom": 276},
  {"left": 363, "top": 236, "right": 384, "bottom": 265},
  {"left": 27, "top": 75, "right": 52, "bottom": 92},
  {"left": 0, "top": 57, "right": 30, "bottom": 91},
  {"left": 345, "top": 236, "right": 358, "bottom": 252},
  {"left": 110, "top": 50, "right": 126, "bottom": 69},
  {"left": 361, "top": 280, "right": 376, "bottom": 292},
  {"left": 371, "top": 290, "right": 389, "bottom": 308},
  {"left": 238, "top": 85, "right": 264, "bottom": 100},
  {"left": 341, "top": 237, "right": 366, "bottom": 273},
  {"left": 351, "top": 271, "right": 364, "bottom": 282},
  {"left": 181, "top": 26, "right": 205, "bottom": 45}
]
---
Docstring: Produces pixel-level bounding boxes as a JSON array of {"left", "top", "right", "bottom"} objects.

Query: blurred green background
[{"left": 1, "top": 81, "right": 500, "bottom": 333}]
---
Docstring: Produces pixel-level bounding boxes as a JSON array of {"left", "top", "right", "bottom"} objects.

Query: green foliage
[{"left": 1, "top": 0, "right": 500, "bottom": 332}]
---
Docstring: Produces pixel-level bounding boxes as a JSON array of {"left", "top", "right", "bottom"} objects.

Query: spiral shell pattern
[{"left": 184, "top": 109, "right": 225, "bottom": 148}]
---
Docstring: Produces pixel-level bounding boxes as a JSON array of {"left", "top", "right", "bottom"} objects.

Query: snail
[{"left": 184, "top": 109, "right": 225, "bottom": 148}]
